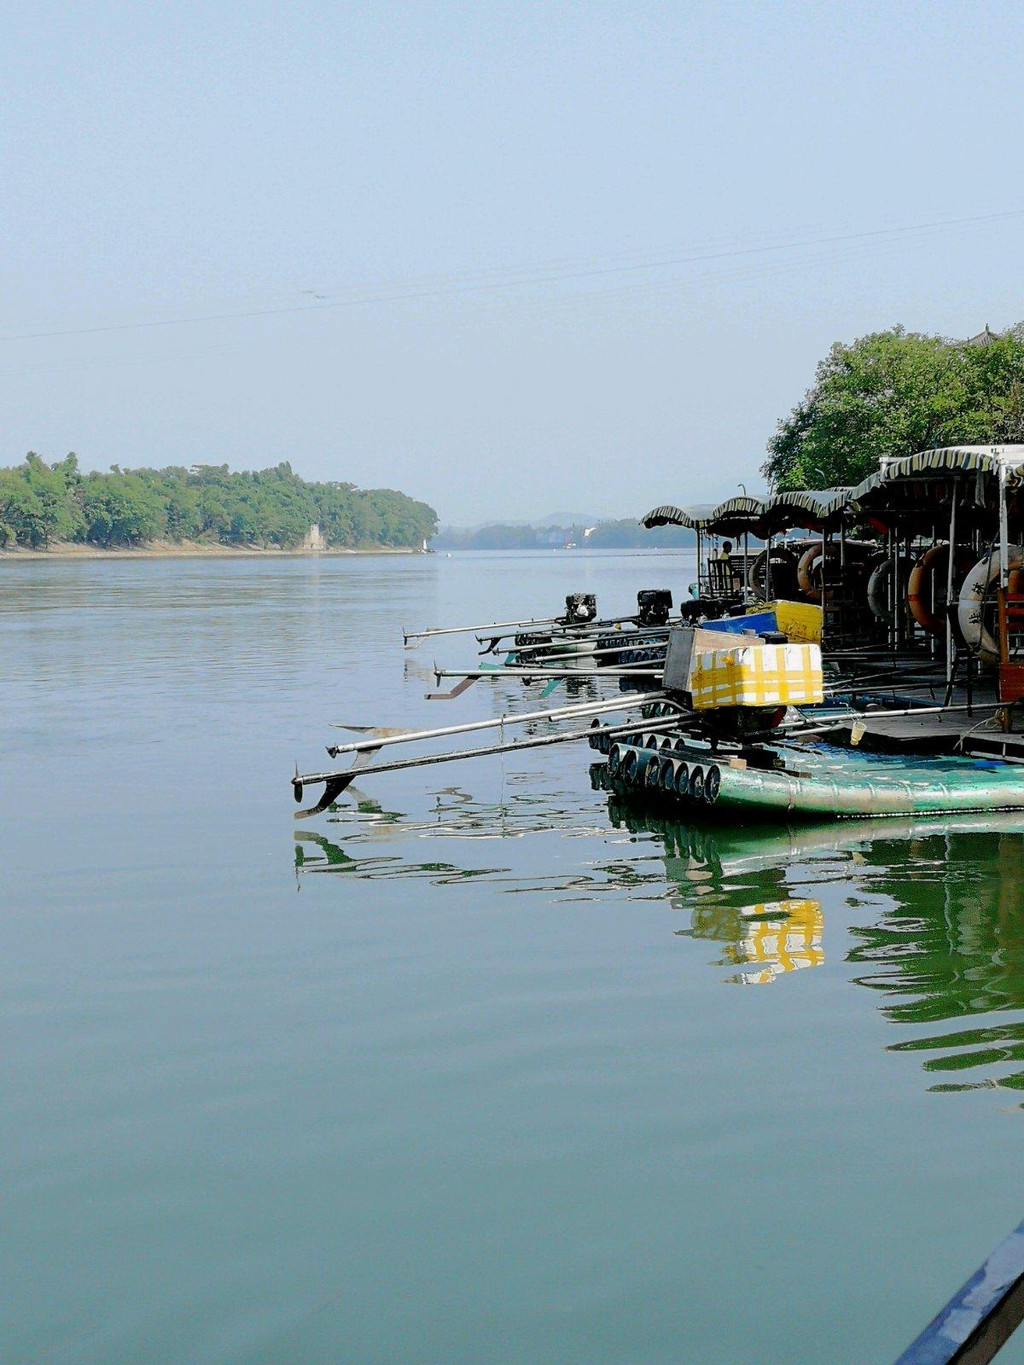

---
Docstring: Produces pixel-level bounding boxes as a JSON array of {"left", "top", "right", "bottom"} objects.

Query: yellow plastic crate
[
  {"left": 767, "top": 599, "right": 823, "bottom": 645},
  {"left": 690, "top": 642, "right": 823, "bottom": 710}
]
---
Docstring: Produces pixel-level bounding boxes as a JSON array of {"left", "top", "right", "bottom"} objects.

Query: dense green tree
[
  {"left": 0, "top": 452, "right": 86, "bottom": 546},
  {"left": 313, "top": 481, "right": 358, "bottom": 545},
  {"left": 763, "top": 325, "right": 1024, "bottom": 491},
  {"left": 80, "top": 470, "right": 166, "bottom": 546},
  {"left": 960, "top": 328, "right": 1024, "bottom": 442},
  {"left": 0, "top": 469, "right": 47, "bottom": 547}
]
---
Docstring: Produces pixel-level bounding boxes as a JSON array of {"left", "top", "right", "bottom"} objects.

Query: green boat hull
[
  {"left": 605, "top": 739, "right": 1024, "bottom": 820},
  {"left": 716, "top": 747, "right": 1024, "bottom": 818}
]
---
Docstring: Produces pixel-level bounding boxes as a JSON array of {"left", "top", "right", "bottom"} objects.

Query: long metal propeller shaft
[
  {"left": 432, "top": 665, "right": 664, "bottom": 682},
  {"left": 326, "top": 692, "right": 672, "bottom": 758},
  {"left": 403, "top": 614, "right": 565, "bottom": 647},
  {"left": 294, "top": 712, "right": 683, "bottom": 817}
]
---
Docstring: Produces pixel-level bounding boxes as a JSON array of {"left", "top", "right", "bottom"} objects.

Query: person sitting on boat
[{"left": 719, "top": 540, "right": 733, "bottom": 560}]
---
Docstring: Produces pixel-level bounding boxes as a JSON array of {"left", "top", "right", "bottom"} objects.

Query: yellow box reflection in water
[{"left": 725, "top": 899, "right": 825, "bottom": 985}]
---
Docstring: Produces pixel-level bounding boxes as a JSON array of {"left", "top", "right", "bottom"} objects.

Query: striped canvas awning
[
  {"left": 639, "top": 504, "right": 706, "bottom": 530},
  {"left": 849, "top": 446, "right": 1024, "bottom": 507},
  {"left": 759, "top": 488, "right": 852, "bottom": 532},
  {"left": 703, "top": 495, "right": 767, "bottom": 536}
]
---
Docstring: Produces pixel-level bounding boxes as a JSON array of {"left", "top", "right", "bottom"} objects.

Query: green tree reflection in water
[{"left": 846, "top": 829, "right": 1024, "bottom": 1094}]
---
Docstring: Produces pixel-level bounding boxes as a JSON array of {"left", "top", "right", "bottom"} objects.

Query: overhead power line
[{"left": 2, "top": 208, "right": 1022, "bottom": 345}]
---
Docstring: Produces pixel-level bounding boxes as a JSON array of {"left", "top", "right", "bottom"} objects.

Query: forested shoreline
[{"left": 0, "top": 455, "right": 438, "bottom": 550}]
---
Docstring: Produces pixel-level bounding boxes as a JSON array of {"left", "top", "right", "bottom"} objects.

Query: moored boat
[{"left": 294, "top": 444, "right": 1024, "bottom": 826}]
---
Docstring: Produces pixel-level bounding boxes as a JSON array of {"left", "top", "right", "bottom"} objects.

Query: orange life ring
[
  {"left": 796, "top": 542, "right": 824, "bottom": 601},
  {"left": 798, "top": 541, "right": 876, "bottom": 601},
  {"left": 907, "top": 544, "right": 974, "bottom": 637}
]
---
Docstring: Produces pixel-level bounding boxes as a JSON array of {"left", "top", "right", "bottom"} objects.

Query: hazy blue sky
[{"left": 4, "top": 1, "right": 1023, "bottom": 523}]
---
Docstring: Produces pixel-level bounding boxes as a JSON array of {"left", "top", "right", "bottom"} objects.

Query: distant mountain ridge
[
  {"left": 431, "top": 515, "right": 696, "bottom": 551},
  {"left": 535, "top": 511, "right": 604, "bottom": 528},
  {"left": 443, "top": 511, "right": 603, "bottom": 534}
]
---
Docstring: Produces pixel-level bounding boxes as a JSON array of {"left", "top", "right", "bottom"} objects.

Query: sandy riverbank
[{"left": 0, "top": 540, "right": 425, "bottom": 561}]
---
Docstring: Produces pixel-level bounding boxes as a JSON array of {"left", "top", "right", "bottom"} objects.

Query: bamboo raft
[{"left": 592, "top": 732, "right": 1024, "bottom": 819}]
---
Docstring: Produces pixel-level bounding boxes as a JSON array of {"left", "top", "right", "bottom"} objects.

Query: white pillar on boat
[
  {"left": 1000, "top": 460, "right": 1010, "bottom": 592},
  {"left": 999, "top": 459, "right": 1010, "bottom": 670},
  {"left": 946, "top": 480, "right": 958, "bottom": 684}
]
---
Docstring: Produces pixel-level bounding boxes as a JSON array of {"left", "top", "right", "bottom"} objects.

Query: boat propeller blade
[
  {"left": 426, "top": 673, "right": 480, "bottom": 701},
  {"left": 328, "top": 724, "right": 410, "bottom": 737},
  {"left": 293, "top": 773, "right": 356, "bottom": 819}
]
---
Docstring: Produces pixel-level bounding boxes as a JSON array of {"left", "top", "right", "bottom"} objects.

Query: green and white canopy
[
  {"left": 759, "top": 488, "right": 852, "bottom": 533},
  {"left": 642, "top": 446, "right": 1024, "bottom": 540},
  {"left": 849, "top": 445, "right": 1024, "bottom": 507},
  {"left": 639, "top": 504, "right": 707, "bottom": 530}
]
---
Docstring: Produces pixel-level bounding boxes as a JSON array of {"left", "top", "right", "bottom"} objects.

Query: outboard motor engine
[
  {"left": 564, "top": 593, "right": 597, "bottom": 624},
  {"left": 636, "top": 589, "right": 672, "bottom": 627}
]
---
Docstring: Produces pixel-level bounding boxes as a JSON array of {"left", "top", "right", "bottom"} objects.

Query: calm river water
[{"left": 4, "top": 550, "right": 1024, "bottom": 1364}]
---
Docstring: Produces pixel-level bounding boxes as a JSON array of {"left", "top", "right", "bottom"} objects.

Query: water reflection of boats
[
  {"left": 621, "top": 806, "right": 1024, "bottom": 1092},
  {"left": 293, "top": 780, "right": 616, "bottom": 884},
  {"left": 296, "top": 785, "right": 1024, "bottom": 1093},
  {"left": 615, "top": 805, "right": 831, "bottom": 986},
  {"left": 294, "top": 826, "right": 512, "bottom": 885},
  {"left": 610, "top": 793, "right": 1024, "bottom": 874}
]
